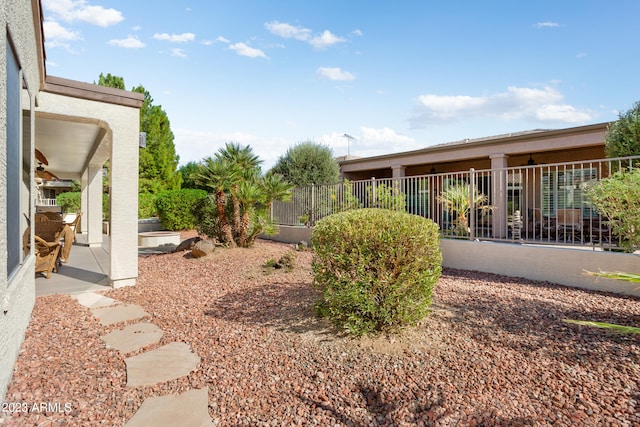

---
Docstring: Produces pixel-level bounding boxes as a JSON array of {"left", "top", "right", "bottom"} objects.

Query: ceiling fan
[{"left": 34, "top": 148, "right": 59, "bottom": 181}]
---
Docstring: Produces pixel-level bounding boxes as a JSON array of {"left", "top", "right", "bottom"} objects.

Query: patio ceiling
[{"left": 34, "top": 116, "right": 105, "bottom": 180}]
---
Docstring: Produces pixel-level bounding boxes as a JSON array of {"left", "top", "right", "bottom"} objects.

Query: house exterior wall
[
  {"left": 341, "top": 123, "right": 608, "bottom": 179},
  {"left": 0, "top": 0, "right": 41, "bottom": 402}
]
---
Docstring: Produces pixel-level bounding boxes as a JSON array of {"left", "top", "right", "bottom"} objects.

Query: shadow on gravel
[
  {"left": 440, "top": 269, "right": 640, "bottom": 364},
  {"left": 203, "top": 281, "right": 335, "bottom": 337}
]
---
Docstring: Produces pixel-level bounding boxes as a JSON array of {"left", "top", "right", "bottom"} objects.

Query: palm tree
[
  {"left": 217, "top": 143, "right": 263, "bottom": 236},
  {"left": 437, "top": 181, "right": 490, "bottom": 236},
  {"left": 196, "top": 157, "right": 237, "bottom": 247},
  {"left": 261, "top": 173, "right": 294, "bottom": 211}
]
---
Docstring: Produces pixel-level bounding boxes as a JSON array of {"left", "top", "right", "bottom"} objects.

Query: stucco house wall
[{"left": 0, "top": 0, "right": 42, "bottom": 402}]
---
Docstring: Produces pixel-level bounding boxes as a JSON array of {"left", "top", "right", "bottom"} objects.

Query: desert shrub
[
  {"left": 138, "top": 193, "right": 158, "bottom": 218},
  {"left": 155, "top": 189, "right": 208, "bottom": 231},
  {"left": 312, "top": 208, "right": 442, "bottom": 336},
  {"left": 587, "top": 168, "right": 640, "bottom": 252}
]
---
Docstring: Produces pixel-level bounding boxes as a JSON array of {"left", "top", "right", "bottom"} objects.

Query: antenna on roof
[{"left": 343, "top": 133, "right": 354, "bottom": 156}]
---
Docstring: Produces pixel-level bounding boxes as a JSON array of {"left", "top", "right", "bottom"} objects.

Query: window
[
  {"left": 6, "top": 40, "right": 21, "bottom": 278},
  {"left": 542, "top": 168, "right": 597, "bottom": 218}
]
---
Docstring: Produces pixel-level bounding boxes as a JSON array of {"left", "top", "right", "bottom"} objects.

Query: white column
[
  {"left": 109, "top": 126, "right": 139, "bottom": 288},
  {"left": 86, "top": 164, "right": 103, "bottom": 247}
]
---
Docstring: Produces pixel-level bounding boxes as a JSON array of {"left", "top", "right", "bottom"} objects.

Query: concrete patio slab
[
  {"left": 75, "top": 292, "right": 118, "bottom": 309},
  {"left": 124, "top": 388, "right": 212, "bottom": 427},
  {"left": 101, "top": 322, "right": 164, "bottom": 353},
  {"left": 125, "top": 342, "right": 200, "bottom": 387},
  {"left": 91, "top": 303, "right": 149, "bottom": 326}
]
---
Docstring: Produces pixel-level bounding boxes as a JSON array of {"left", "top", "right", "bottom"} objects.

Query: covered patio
[{"left": 33, "top": 76, "right": 143, "bottom": 288}]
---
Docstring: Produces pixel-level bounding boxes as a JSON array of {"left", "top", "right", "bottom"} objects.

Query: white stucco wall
[
  {"left": 441, "top": 239, "right": 640, "bottom": 297},
  {"left": 264, "top": 227, "right": 640, "bottom": 297},
  {"left": 0, "top": 0, "right": 42, "bottom": 402}
]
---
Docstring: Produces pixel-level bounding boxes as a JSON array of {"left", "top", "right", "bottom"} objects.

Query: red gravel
[{"left": 2, "top": 235, "right": 639, "bottom": 426}]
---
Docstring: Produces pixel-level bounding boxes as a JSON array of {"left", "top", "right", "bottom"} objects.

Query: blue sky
[{"left": 42, "top": 0, "right": 640, "bottom": 170}]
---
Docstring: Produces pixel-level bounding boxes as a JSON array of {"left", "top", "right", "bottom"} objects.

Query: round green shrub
[
  {"left": 312, "top": 208, "right": 442, "bottom": 336},
  {"left": 155, "top": 189, "right": 208, "bottom": 230}
]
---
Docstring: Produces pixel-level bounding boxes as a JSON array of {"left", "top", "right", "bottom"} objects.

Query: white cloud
[
  {"left": 310, "top": 30, "right": 346, "bottom": 49},
  {"left": 264, "top": 21, "right": 311, "bottom": 41},
  {"left": 265, "top": 20, "right": 346, "bottom": 49},
  {"left": 170, "top": 48, "right": 187, "bottom": 58},
  {"left": 153, "top": 32, "right": 196, "bottom": 43},
  {"left": 317, "top": 67, "right": 355, "bottom": 81},
  {"left": 352, "top": 29, "right": 363, "bottom": 36},
  {"left": 216, "top": 36, "right": 230, "bottom": 44},
  {"left": 229, "top": 42, "right": 268, "bottom": 58},
  {"left": 132, "top": 25, "right": 141, "bottom": 31},
  {"left": 535, "top": 22, "right": 560, "bottom": 29},
  {"left": 43, "top": 20, "right": 81, "bottom": 41},
  {"left": 201, "top": 40, "right": 214, "bottom": 46},
  {"left": 411, "top": 86, "right": 593, "bottom": 128},
  {"left": 43, "top": 0, "right": 124, "bottom": 27},
  {"left": 108, "top": 36, "right": 145, "bottom": 48}
]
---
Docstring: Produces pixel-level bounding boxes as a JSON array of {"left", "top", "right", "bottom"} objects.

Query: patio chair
[
  {"left": 65, "top": 211, "right": 82, "bottom": 242},
  {"left": 556, "top": 208, "right": 583, "bottom": 242},
  {"left": 34, "top": 235, "right": 61, "bottom": 279},
  {"left": 41, "top": 211, "right": 62, "bottom": 221}
]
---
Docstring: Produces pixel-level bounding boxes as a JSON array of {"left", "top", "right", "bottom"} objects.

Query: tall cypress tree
[{"left": 96, "top": 72, "right": 181, "bottom": 194}]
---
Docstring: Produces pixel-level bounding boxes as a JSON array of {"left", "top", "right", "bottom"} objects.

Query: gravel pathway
[{"left": 2, "top": 236, "right": 639, "bottom": 426}]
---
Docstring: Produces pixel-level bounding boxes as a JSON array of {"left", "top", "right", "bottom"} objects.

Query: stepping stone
[
  {"left": 75, "top": 292, "right": 118, "bottom": 309},
  {"left": 124, "top": 388, "right": 212, "bottom": 426},
  {"left": 125, "top": 342, "right": 200, "bottom": 387},
  {"left": 91, "top": 303, "right": 149, "bottom": 326},
  {"left": 101, "top": 323, "right": 163, "bottom": 353}
]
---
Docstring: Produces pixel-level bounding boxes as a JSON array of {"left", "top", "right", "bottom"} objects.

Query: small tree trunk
[{"left": 216, "top": 191, "right": 236, "bottom": 247}]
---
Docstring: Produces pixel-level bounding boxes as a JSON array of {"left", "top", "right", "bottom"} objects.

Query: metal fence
[{"left": 271, "top": 155, "right": 640, "bottom": 250}]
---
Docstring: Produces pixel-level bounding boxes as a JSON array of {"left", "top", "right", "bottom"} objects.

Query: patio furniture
[
  {"left": 34, "top": 235, "right": 61, "bottom": 279},
  {"left": 41, "top": 211, "right": 62, "bottom": 221},
  {"left": 64, "top": 211, "right": 82, "bottom": 242},
  {"left": 556, "top": 208, "right": 583, "bottom": 242}
]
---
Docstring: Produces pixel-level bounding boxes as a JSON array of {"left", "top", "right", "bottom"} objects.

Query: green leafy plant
[
  {"left": 312, "top": 208, "right": 442, "bottom": 336},
  {"left": 56, "top": 191, "right": 81, "bottom": 213},
  {"left": 604, "top": 100, "right": 640, "bottom": 160},
  {"left": 366, "top": 182, "right": 406, "bottom": 211},
  {"left": 563, "top": 271, "right": 640, "bottom": 334},
  {"left": 155, "top": 189, "right": 208, "bottom": 230},
  {"left": 437, "top": 181, "right": 491, "bottom": 236},
  {"left": 586, "top": 168, "right": 640, "bottom": 252}
]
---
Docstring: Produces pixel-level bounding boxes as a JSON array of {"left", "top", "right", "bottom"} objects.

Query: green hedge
[
  {"left": 312, "top": 208, "right": 442, "bottom": 336},
  {"left": 138, "top": 193, "right": 158, "bottom": 218},
  {"left": 56, "top": 192, "right": 109, "bottom": 219},
  {"left": 155, "top": 189, "right": 208, "bottom": 230}
]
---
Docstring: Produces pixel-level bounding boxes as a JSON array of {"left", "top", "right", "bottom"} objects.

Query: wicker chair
[
  {"left": 34, "top": 235, "right": 61, "bottom": 279},
  {"left": 65, "top": 212, "right": 83, "bottom": 242}
]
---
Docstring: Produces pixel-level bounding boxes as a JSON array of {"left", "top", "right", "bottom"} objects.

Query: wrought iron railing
[{"left": 271, "top": 155, "right": 640, "bottom": 251}]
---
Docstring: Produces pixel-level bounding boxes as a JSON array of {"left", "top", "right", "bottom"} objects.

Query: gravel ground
[{"left": 2, "top": 234, "right": 639, "bottom": 426}]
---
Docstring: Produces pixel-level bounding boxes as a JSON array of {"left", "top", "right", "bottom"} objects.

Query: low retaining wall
[
  {"left": 441, "top": 239, "right": 640, "bottom": 297},
  {"left": 261, "top": 225, "right": 312, "bottom": 245},
  {"left": 265, "top": 226, "right": 640, "bottom": 297}
]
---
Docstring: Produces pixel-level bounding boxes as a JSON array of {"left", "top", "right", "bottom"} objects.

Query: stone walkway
[{"left": 74, "top": 292, "right": 212, "bottom": 426}]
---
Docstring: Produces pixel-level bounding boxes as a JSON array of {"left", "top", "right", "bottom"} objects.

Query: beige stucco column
[
  {"left": 109, "top": 125, "right": 139, "bottom": 288},
  {"left": 490, "top": 153, "right": 509, "bottom": 238},
  {"left": 391, "top": 164, "right": 406, "bottom": 178},
  {"left": 85, "top": 163, "right": 104, "bottom": 247}
]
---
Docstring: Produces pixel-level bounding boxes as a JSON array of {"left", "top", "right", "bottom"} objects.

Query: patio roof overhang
[{"left": 34, "top": 76, "right": 143, "bottom": 180}]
